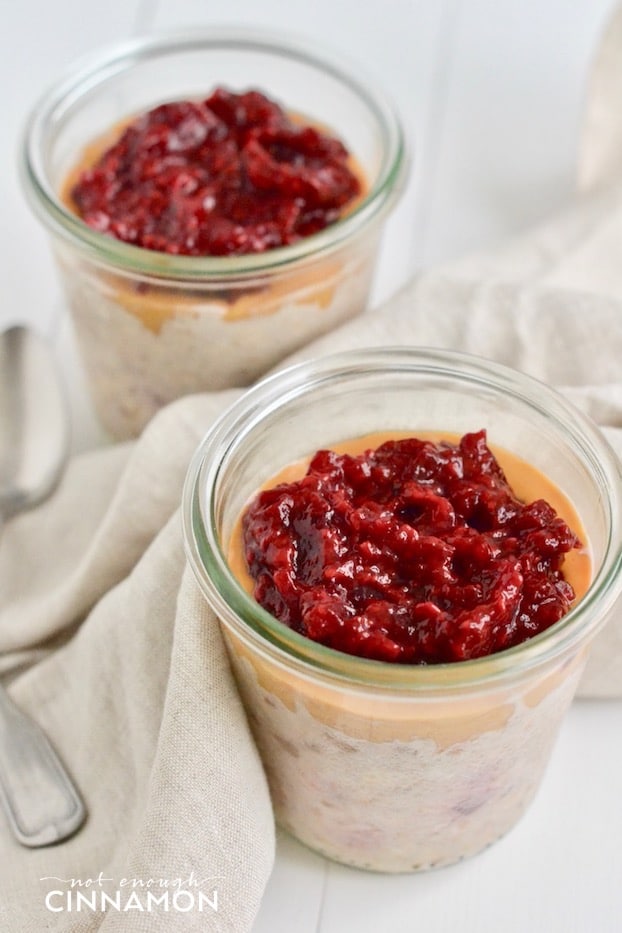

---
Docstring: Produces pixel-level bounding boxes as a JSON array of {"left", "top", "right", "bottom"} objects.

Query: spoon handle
[{"left": 0, "top": 686, "right": 86, "bottom": 846}]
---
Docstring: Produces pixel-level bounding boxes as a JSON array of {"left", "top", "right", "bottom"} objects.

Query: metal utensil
[{"left": 0, "top": 325, "right": 86, "bottom": 846}]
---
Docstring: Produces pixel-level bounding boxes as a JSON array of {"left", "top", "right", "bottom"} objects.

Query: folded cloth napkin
[{"left": 3, "top": 6, "right": 622, "bottom": 932}]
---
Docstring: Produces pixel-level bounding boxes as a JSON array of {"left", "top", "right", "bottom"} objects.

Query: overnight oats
[
  {"left": 21, "top": 32, "right": 406, "bottom": 439},
  {"left": 183, "top": 348, "right": 622, "bottom": 872}
]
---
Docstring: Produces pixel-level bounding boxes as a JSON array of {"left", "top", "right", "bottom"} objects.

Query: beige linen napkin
[{"left": 3, "top": 5, "right": 622, "bottom": 931}]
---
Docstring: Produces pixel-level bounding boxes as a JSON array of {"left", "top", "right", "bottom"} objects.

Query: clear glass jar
[
  {"left": 183, "top": 347, "right": 622, "bottom": 872},
  {"left": 21, "top": 30, "right": 406, "bottom": 439}
]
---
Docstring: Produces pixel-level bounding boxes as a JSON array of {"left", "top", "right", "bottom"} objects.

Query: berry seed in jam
[
  {"left": 69, "top": 88, "right": 363, "bottom": 257},
  {"left": 241, "top": 431, "right": 583, "bottom": 664}
]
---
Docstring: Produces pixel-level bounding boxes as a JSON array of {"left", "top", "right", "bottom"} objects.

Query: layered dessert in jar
[
  {"left": 227, "top": 431, "right": 589, "bottom": 870},
  {"left": 183, "top": 351, "right": 622, "bottom": 872},
  {"left": 58, "top": 88, "right": 370, "bottom": 438},
  {"left": 22, "top": 33, "right": 406, "bottom": 438}
]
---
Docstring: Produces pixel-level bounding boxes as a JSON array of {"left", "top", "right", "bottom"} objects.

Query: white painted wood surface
[{"left": 3, "top": 2, "right": 622, "bottom": 930}]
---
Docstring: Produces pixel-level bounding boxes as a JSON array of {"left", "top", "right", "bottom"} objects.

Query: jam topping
[
  {"left": 69, "top": 88, "right": 362, "bottom": 256},
  {"left": 241, "top": 431, "right": 582, "bottom": 664}
]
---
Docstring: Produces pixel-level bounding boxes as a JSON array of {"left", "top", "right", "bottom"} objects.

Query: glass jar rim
[
  {"left": 183, "top": 346, "right": 622, "bottom": 694},
  {"left": 20, "top": 27, "right": 408, "bottom": 282}
]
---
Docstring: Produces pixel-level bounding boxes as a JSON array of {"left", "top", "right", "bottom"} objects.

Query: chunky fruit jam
[
  {"left": 241, "top": 431, "right": 583, "bottom": 664},
  {"left": 69, "top": 88, "right": 362, "bottom": 257}
]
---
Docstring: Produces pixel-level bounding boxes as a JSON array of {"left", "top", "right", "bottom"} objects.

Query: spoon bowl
[{"left": 0, "top": 325, "right": 68, "bottom": 517}]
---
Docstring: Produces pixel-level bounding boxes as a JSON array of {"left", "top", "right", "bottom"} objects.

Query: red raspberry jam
[
  {"left": 69, "top": 88, "right": 362, "bottom": 257},
  {"left": 241, "top": 431, "right": 583, "bottom": 664}
]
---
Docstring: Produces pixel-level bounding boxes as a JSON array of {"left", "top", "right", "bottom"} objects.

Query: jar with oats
[
  {"left": 21, "top": 31, "right": 406, "bottom": 438},
  {"left": 183, "top": 347, "right": 622, "bottom": 872}
]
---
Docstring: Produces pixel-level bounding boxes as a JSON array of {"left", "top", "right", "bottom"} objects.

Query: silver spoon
[{"left": 0, "top": 325, "right": 86, "bottom": 846}]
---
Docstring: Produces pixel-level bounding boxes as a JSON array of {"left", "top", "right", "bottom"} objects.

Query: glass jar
[
  {"left": 183, "top": 347, "right": 622, "bottom": 872},
  {"left": 21, "top": 30, "right": 407, "bottom": 439}
]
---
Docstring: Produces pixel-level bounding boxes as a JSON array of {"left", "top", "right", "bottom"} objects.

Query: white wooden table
[{"left": 3, "top": 2, "right": 622, "bottom": 930}]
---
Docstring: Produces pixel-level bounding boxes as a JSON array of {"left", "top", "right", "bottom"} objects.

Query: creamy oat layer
[
  {"left": 226, "top": 639, "right": 585, "bottom": 871},
  {"left": 56, "top": 239, "right": 375, "bottom": 438}
]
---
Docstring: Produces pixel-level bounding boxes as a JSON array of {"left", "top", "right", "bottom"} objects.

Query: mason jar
[
  {"left": 183, "top": 347, "right": 622, "bottom": 872},
  {"left": 21, "top": 30, "right": 407, "bottom": 439}
]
